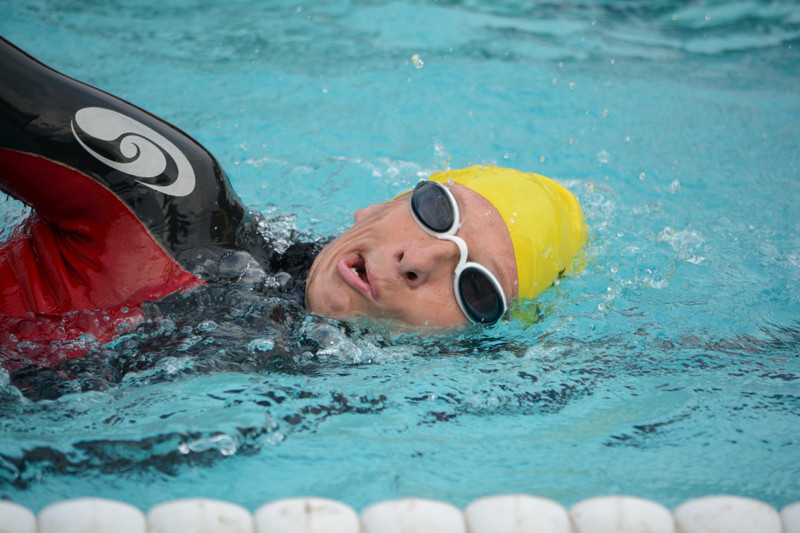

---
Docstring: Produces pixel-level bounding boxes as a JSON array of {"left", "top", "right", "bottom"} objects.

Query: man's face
[{"left": 305, "top": 183, "right": 518, "bottom": 328}]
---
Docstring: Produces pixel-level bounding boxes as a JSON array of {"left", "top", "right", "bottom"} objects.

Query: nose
[{"left": 395, "top": 239, "right": 460, "bottom": 288}]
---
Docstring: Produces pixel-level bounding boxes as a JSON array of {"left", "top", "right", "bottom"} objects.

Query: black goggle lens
[
  {"left": 410, "top": 181, "right": 455, "bottom": 234},
  {"left": 457, "top": 266, "right": 505, "bottom": 324}
]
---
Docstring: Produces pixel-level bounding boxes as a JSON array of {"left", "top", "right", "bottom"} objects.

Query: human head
[{"left": 304, "top": 165, "right": 586, "bottom": 328}]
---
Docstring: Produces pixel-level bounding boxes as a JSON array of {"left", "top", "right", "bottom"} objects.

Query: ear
[{"left": 354, "top": 202, "right": 382, "bottom": 223}]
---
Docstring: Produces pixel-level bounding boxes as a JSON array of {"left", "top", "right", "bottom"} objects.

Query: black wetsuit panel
[{"left": 0, "top": 37, "right": 246, "bottom": 259}]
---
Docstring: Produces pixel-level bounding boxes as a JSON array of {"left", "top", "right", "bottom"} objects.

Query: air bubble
[
  {"left": 597, "top": 150, "right": 610, "bottom": 164},
  {"left": 569, "top": 82, "right": 576, "bottom": 90},
  {"left": 669, "top": 179, "right": 681, "bottom": 193},
  {"left": 639, "top": 172, "right": 646, "bottom": 180},
  {"left": 411, "top": 54, "right": 424, "bottom": 68},
  {"left": 197, "top": 320, "right": 218, "bottom": 332}
]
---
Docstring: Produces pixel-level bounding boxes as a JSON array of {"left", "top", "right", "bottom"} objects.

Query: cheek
[
  {"left": 306, "top": 248, "right": 341, "bottom": 314},
  {"left": 397, "top": 287, "right": 467, "bottom": 327}
]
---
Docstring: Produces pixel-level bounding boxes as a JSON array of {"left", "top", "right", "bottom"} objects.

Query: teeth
[{"left": 350, "top": 265, "right": 366, "bottom": 282}]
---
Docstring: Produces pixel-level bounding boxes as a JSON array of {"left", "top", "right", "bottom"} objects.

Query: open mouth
[
  {"left": 337, "top": 254, "right": 375, "bottom": 299},
  {"left": 350, "top": 256, "right": 368, "bottom": 283}
]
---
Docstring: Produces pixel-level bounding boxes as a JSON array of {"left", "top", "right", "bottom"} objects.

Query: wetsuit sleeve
[
  {"left": 0, "top": 37, "right": 247, "bottom": 316},
  {"left": 0, "top": 151, "right": 201, "bottom": 314}
]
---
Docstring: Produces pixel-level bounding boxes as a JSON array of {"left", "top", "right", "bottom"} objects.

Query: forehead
[{"left": 446, "top": 183, "right": 518, "bottom": 300}]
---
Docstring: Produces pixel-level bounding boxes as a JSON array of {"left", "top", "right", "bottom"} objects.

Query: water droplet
[
  {"left": 540, "top": 156, "right": 546, "bottom": 163},
  {"left": 705, "top": 13, "right": 711, "bottom": 20},
  {"left": 504, "top": 153, "right": 509, "bottom": 159},
  {"left": 625, "top": 135, "right": 631, "bottom": 142},
  {"left": 552, "top": 78, "right": 558, "bottom": 85},
  {"left": 411, "top": 54, "right": 424, "bottom": 68},
  {"left": 322, "top": 86, "right": 329, "bottom": 93},
  {"left": 569, "top": 82, "right": 576, "bottom": 90},
  {"left": 597, "top": 150, "right": 610, "bottom": 163},
  {"left": 639, "top": 172, "right": 646, "bottom": 180},
  {"left": 602, "top": 109, "right": 609, "bottom": 117},
  {"left": 669, "top": 179, "right": 681, "bottom": 193},
  {"left": 248, "top": 338, "right": 275, "bottom": 352}
]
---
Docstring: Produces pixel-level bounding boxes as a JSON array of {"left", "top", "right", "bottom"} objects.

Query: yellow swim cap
[{"left": 428, "top": 165, "right": 587, "bottom": 302}]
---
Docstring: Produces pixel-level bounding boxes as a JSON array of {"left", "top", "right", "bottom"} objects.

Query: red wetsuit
[{"left": 0, "top": 38, "right": 248, "bottom": 367}]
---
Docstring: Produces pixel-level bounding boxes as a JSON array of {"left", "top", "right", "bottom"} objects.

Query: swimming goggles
[{"left": 409, "top": 180, "right": 508, "bottom": 325}]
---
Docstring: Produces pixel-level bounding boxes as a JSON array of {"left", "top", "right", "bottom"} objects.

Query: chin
[{"left": 305, "top": 281, "right": 355, "bottom": 320}]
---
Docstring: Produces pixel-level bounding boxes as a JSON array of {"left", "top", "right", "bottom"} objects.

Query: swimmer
[{"left": 0, "top": 37, "right": 586, "bottom": 363}]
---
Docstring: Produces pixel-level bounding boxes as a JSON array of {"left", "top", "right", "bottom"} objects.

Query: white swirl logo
[{"left": 70, "top": 107, "right": 196, "bottom": 197}]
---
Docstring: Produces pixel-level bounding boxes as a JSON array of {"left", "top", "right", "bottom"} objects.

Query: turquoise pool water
[{"left": 1, "top": 0, "right": 799, "bottom": 513}]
